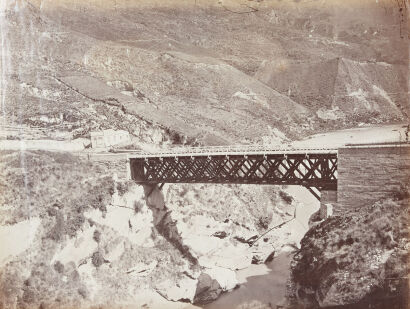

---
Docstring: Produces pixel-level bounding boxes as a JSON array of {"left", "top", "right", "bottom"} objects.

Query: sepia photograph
[{"left": 0, "top": 0, "right": 408, "bottom": 308}]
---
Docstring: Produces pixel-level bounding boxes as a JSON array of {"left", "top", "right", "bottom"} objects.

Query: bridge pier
[
  {"left": 319, "top": 190, "right": 337, "bottom": 219},
  {"left": 142, "top": 184, "right": 166, "bottom": 210}
]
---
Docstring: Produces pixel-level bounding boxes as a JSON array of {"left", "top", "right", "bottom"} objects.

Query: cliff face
[{"left": 288, "top": 192, "right": 409, "bottom": 308}]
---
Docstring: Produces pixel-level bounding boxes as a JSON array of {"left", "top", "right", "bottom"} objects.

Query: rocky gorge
[
  {"left": 0, "top": 0, "right": 408, "bottom": 308},
  {"left": 0, "top": 150, "right": 317, "bottom": 308}
]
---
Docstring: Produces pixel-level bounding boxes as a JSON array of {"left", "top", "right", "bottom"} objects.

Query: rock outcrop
[
  {"left": 193, "top": 273, "right": 223, "bottom": 305},
  {"left": 288, "top": 194, "right": 409, "bottom": 308}
]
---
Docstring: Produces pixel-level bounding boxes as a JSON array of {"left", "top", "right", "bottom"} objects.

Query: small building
[{"left": 90, "top": 129, "right": 130, "bottom": 149}]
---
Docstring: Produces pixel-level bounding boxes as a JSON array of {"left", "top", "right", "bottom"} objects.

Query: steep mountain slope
[
  {"left": 255, "top": 57, "right": 408, "bottom": 122},
  {"left": 83, "top": 45, "right": 313, "bottom": 142},
  {"left": 1, "top": 0, "right": 408, "bottom": 144}
]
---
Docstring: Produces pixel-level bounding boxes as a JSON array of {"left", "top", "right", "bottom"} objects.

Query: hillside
[
  {"left": 255, "top": 58, "right": 408, "bottom": 122},
  {"left": 1, "top": 0, "right": 408, "bottom": 144}
]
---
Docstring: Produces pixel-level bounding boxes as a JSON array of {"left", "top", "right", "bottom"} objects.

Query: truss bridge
[{"left": 126, "top": 145, "right": 338, "bottom": 199}]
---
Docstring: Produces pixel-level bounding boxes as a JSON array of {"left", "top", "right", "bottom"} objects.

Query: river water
[
  {"left": 203, "top": 252, "right": 293, "bottom": 309},
  {"left": 181, "top": 184, "right": 319, "bottom": 309}
]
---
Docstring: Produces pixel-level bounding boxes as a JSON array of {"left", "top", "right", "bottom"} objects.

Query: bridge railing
[{"left": 120, "top": 145, "right": 338, "bottom": 158}]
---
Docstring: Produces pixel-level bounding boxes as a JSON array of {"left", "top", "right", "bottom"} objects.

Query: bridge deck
[
  {"left": 125, "top": 145, "right": 338, "bottom": 158},
  {"left": 127, "top": 146, "right": 338, "bottom": 191}
]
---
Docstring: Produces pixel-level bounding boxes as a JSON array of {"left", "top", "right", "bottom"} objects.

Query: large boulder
[
  {"left": 155, "top": 277, "right": 198, "bottom": 303},
  {"left": 193, "top": 273, "right": 223, "bottom": 305},
  {"left": 193, "top": 268, "right": 238, "bottom": 305},
  {"left": 205, "top": 267, "right": 238, "bottom": 291}
]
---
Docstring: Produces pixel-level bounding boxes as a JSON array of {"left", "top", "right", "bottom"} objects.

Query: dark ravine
[{"left": 142, "top": 184, "right": 199, "bottom": 266}]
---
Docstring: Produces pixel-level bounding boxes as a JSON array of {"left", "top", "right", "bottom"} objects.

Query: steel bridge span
[{"left": 126, "top": 146, "right": 338, "bottom": 200}]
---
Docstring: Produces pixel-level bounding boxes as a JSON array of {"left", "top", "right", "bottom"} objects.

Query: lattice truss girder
[{"left": 130, "top": 154, "right": 337, "bottom": 189}]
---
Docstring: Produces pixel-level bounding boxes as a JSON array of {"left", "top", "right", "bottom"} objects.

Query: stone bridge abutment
[{"left": 321, "top": 143, "right": 409, "bottom": 217}]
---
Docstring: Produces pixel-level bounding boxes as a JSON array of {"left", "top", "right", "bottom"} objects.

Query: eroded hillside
[{"left": 1, "top": 0, "right": 408, "bottom": 144}]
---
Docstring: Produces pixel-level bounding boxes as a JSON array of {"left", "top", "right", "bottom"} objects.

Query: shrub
[
  {"left": 279, "top": 190, "right": 293, "bottom": 204},
  {"left": 98, "top": 203, "right": 107, "bottom": 213},
  {"left": 179, "top": 186, "right": 189, "bottom": 197},
  {"left": 91, "top": 251, "right": 105, "bottom": 268},
  {"left": 53, "top": 261, "right": 64, "bottom": 274},
  {"left": 77, "top": 287, "right": 88, "bottom": 299},
  {"left": 134, "top": 200, "right": 144, "bottom": 213},
  {"left": 65, "top": 213, "right": 85, "bottom": 238},
  {"left": 93, "top": 230, "right": 101, "bottom": 243},
  {"left": 257, "top": 216, "right": 270, "bottom": 230},
  {"left": 47, "top": 207, "right": 57, "bottom": 217},
  {"left": 108, "top": 183, "right": 115, "bottom": 195},
  {"left": 48, "top": 213, "right": 65, "bottom": 242},
  {"left": 116, "top": 181, "right": 128, "bottom": 196},
  {"left": 21, "top": 287, "right": 36, "bottom": 304}
]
